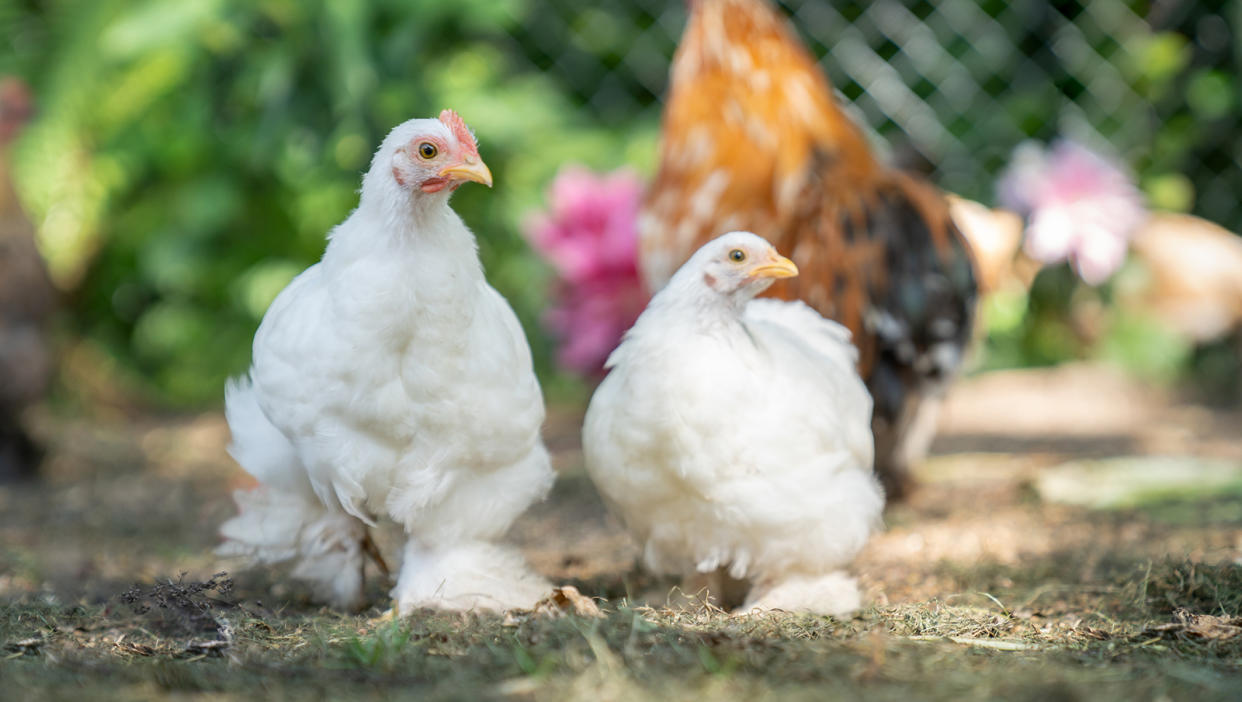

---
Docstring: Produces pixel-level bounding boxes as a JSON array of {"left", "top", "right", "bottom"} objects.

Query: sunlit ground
[{"left": 1, "top": 363, "right": 1240, "bottom": 700}]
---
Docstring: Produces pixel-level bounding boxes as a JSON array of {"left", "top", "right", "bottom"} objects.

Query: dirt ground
[{"left": 2, "top": 362, "right": 1240, "bottom": 700}]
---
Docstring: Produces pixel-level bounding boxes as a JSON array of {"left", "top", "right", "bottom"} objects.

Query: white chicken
[
  {"left": 583, "top": 231, "right": 882, "bottom": 616},
  {"left": 219, "top": 111, "right": 554, "bottom": 614}
]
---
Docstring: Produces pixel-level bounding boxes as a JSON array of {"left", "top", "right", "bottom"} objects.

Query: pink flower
[
  {"left": 545, "top": 276, "right": 647, "bottom": 375},
  {"left": 524, "top": 166, "right": 647, "bottom": 377},
  {"left": 998, "top": 139, "right": 1147, "bottom": 285}
]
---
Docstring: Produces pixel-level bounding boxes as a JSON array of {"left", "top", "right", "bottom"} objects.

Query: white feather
[
  {"left": 743, "top": 572, "right": 862, "bottom": 616},
  {"left": 392, "top": 541, "right": 552, "bottom": 614},
  {"left": 217, "top": 487, "right": 366, "bottom": 609},
  {"left": 584, "top": 232, "right": 883, "bottom": 616},
  {"left": 218, "top": 117, "right": 553, "bottom": 612}
]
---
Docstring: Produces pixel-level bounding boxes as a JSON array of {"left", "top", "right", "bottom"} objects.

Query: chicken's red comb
[{"left": 438, "top": 109, "right": 479, "bottom": 158}]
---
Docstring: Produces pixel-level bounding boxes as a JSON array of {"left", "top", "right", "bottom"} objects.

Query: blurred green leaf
[
  {"left": 1095, "top": 311, "right": 1193, "bottom": 383},
  {"left": 982, "top": 286, "right": 1030, "bottom": 336},
  {"left": 1129, "top": 32, "right": 1191, "bottom": 96},
  {"left": 1186, "top": 69, "right": 1235, "bottom": 120},
  {"left": 1142, "top": 172, "right": 1195, "bottom": 212},
  {"left": 234, "top": 260, "right": 304, "bottom": 320},
  {"left": 100, "top": 0, "right": 223, "bottom": 58},
  {"left": 133, "top": 300, "right": 213, "bottom": 362}
]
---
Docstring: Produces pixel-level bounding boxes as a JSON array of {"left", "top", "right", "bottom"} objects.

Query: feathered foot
[
  {"left": 740, "top": 571, "right": 862, "bottom": 617},
  {"left": 218, "top": 487, "right": 370, "bottom": 610},
  {"left": 392, "top": 540, "right": 551, "bottom": 615}
]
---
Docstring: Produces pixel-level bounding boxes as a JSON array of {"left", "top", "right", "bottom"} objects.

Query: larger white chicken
[
  {"left": 219, "top": 111, "right": 553, "bottom": 614},
  {"left": 583, "top": 232, "right": 882, "bottom": 615}
]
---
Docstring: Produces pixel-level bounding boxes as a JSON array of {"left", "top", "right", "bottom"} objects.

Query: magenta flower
[
  {"left": 524, "top": 166, "right": 647, "bottom": 377},
  {"left": 998, "top": 139, "right": 1147, "bottom": 285}
]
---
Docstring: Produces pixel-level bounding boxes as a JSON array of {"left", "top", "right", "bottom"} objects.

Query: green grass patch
[{"left": 2, "top": 561, "right": 1241, "bottom": 702}]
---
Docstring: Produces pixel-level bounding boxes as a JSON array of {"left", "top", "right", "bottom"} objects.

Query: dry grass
[
  {"left": 2, "top": 365, "right": 1240, "bottom": 700},
  {"left": 3, "top": 565, "right": 1239, "bottom": 701}
]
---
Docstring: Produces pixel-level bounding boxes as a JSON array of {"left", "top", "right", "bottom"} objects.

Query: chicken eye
[
  {"left": 417, "top": 142, "right": 438, "bottom": 159},
  {"left": 729, "top": 249, "right": 746, "bottom": 263}
]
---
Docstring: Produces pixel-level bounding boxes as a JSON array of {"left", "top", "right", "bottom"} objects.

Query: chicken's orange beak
[
  {"left": 749, "top": 252, "right": 799, "bottom": 279},
  {"left": 439, "top": 157, "right": 493, "bottom": 188}
]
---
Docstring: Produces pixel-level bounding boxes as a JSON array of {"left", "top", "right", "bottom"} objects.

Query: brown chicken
[
  {"left": 0, "top": 77, "right": 55, "bottom": 481},
  {"left": 639, "top": 0, "right": 977, "bottom": 498},
  {"left": 1124, "top": 213, "right": 1242, "bottom": 345}
]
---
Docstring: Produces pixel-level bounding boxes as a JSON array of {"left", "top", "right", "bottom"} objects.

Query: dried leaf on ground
[
  {"left": 1147, "top": 608, "right": 1242, "bottom": 640},
  {"left": 532, "top": 586, "right": 605, "bottom": 619}
]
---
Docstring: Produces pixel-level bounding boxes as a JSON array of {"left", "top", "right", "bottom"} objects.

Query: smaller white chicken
[
  {"left": 583, "top": 231, "right": 883, "bottom": 616},
  {"left": 219, "top": 111, "right": 553, "bottom": 614}
]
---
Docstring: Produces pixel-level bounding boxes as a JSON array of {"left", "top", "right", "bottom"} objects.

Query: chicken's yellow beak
[
  {"left": 439, "top": 158, "right": 494, "bottom": 188},
  {"left": 749, "top": 253, "right": 799, "bottom": 279}
]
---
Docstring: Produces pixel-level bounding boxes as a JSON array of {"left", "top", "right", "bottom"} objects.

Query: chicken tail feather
[
  {"left": 224, "top": 377, "right": 304, "bottom": 491},
  {"left": 221, "top": 376, "right": 369, "bottom": 609}
]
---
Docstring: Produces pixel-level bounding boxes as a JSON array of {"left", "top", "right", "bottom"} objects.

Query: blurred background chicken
[
  {"left": 995, "top": 137, "right": 1242, "bottom": 398},
  {"left": 0, "top": 77, "right": 55, "bottom": 482},
  {"left": 638, "top": 0, "right": 977, "bottom": 498},
  {"left": 1124, "top": 214, "right": 1242, "bottom": 347},
  {"left": 945, "top": 195, "right": 1028, "bottom": 300}
]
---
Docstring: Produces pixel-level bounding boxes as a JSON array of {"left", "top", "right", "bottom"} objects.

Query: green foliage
[
  {"left": 1129, "top": 32, "right": 1192, "bottom": 96},
  {"left": 344, "top": 619, "right": 414, "bottom": 671},
  {"left": 980, "top": 265, "right": 1084, "bottom": 372},
  {"left": 983, "top": 261, "right": 1201, "bottom": 384},
  {"left": 1093, "top": 312, "right": 1193, "bottom": 383},
  {"left": 5, "top": 1, "right": 1241, "bottom": 404},
  {"left": 7, "top": 0, "right": 656, "bottom": 406}
]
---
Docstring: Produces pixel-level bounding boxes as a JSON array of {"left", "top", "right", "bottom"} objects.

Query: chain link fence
[
  {"left": 505, "top": 0, "right": 1242, "bottom": 230},
  {"left": 1, "top": 0, "right": 1236, "bottom": 403}
]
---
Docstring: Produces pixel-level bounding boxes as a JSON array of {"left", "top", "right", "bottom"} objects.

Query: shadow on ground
[{"left": 1, "top": 363, "right": 1240, "bottom": 700}]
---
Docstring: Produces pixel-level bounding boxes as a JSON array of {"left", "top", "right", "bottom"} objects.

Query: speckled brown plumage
[{"left": 639, "top": 0, "right": 978, "bottom": 499}]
